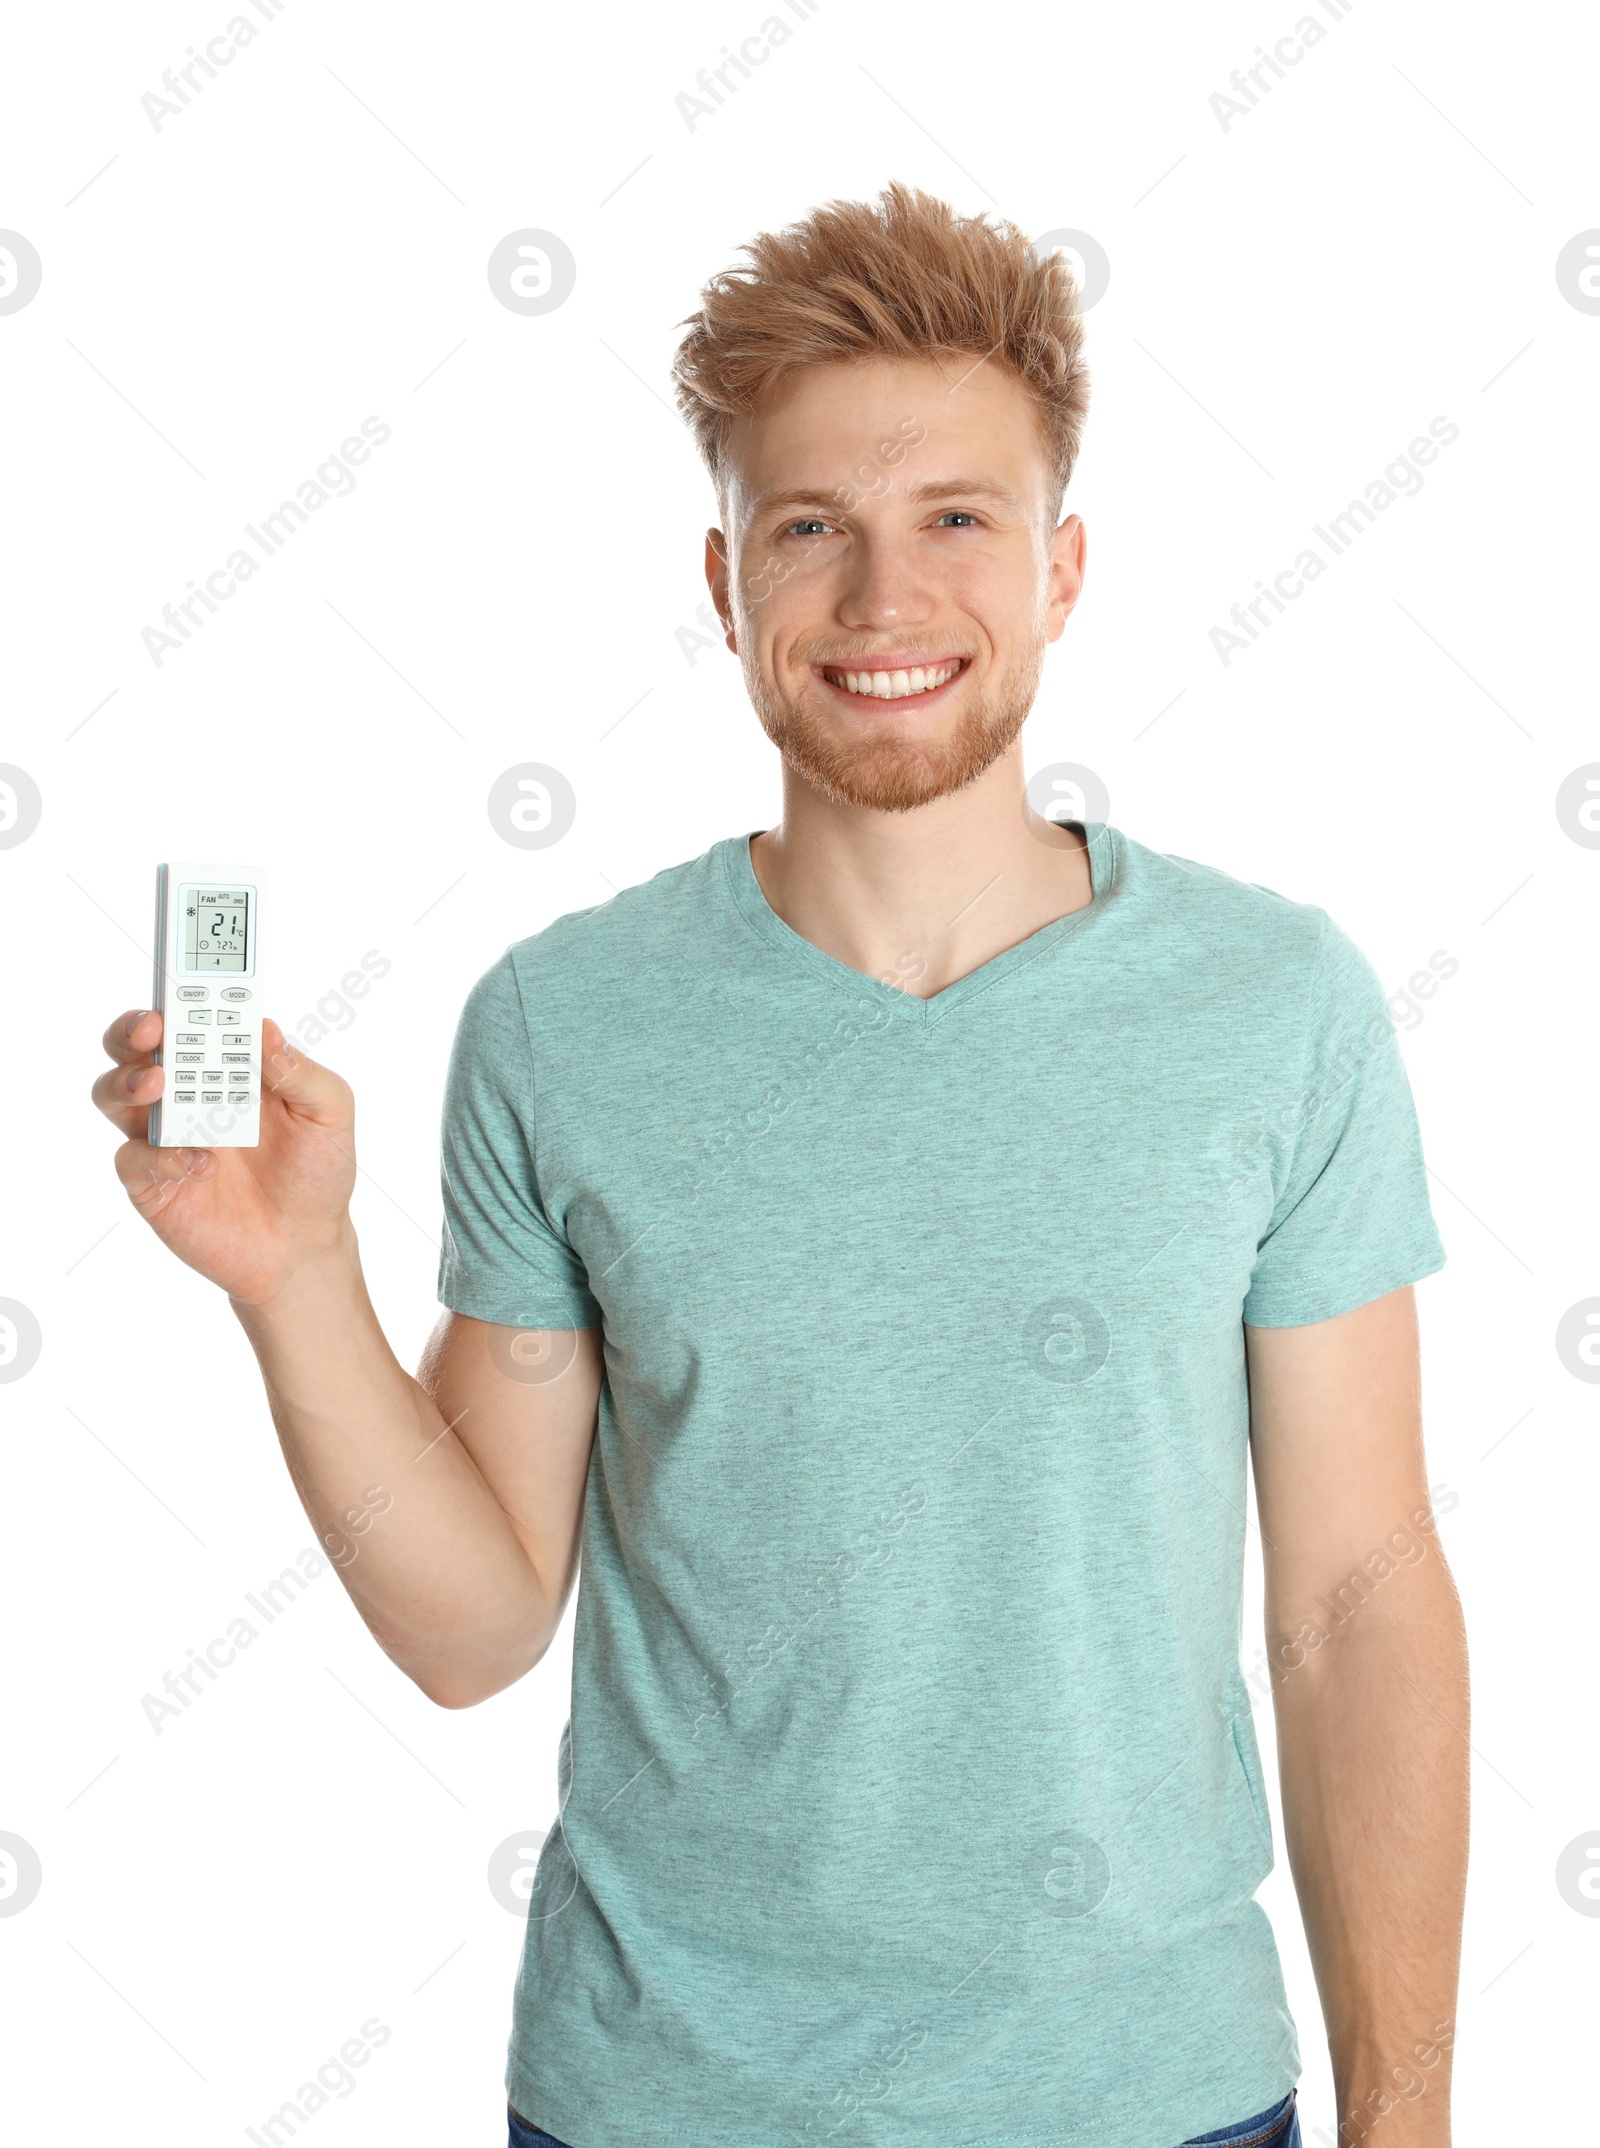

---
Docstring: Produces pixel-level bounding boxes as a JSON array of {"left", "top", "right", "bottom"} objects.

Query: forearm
[
  {"left": 1270, "top": 1562, "right": 1469, "bottom": 2142},
  {"left": 230, "top": 1222, "right": 553, "bottom": 1705}
]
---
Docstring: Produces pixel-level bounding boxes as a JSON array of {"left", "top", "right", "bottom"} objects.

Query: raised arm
[
  {"left": 1246, "top": 1285, "right": 1468, "bottom": 2146},
  {"left": 233, "top": 1277, "right": 603, "bottom": 1709},
  {"left": 93, "top": 1007, "right": 601, "bottom": 1708}
]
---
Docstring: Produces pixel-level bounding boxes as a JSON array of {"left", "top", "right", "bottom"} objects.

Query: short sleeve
[
  {"left": 1242, "top": 912, "right": 1447, "bottom": 1327},
  {"left": 436, "top": 950, "right": 602, "bottom": 1330}
]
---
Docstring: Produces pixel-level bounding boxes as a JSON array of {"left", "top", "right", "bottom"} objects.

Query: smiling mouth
[{"left": 816, "top": 657, "right": 968, "bottom": 704}]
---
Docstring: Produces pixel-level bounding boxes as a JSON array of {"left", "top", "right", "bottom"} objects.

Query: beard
[{"left": 742, "top": 626, "right": 1047, "bottom": 815}]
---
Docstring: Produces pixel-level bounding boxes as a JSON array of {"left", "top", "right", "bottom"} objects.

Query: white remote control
[{"left": 149, "top": 863, "right": 264, "bottom": 1149}]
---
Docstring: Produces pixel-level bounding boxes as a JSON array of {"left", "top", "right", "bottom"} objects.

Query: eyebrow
[{"left": 749, "top": 475, "right": 1022, "bottom": 518}]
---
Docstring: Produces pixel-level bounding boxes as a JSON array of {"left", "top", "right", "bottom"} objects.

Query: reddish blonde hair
[{"left": 671, "top": 181, "right": 1090, "bottom": 515}]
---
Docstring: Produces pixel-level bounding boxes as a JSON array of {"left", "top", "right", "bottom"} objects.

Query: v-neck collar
[{"left": 721, "top": 820, "right": 1123, "bottom": 1028}]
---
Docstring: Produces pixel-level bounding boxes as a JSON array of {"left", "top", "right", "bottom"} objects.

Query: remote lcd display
[{"left": 183, "top": 888, "right": 252, "bottom": 973}]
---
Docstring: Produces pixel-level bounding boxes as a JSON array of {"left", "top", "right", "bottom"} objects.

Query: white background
[{"left": 1, "top": 0, "right": 1595, "bottom": 2140}]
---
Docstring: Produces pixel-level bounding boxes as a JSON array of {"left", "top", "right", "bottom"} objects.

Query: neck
[{"left": 748, "top": 745, "right": 1094, "bottom": 1000}]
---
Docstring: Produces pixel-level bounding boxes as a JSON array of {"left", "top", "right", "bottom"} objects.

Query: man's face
[{"left": 708, "top": 355, "right": 1085, "bottom": 815}]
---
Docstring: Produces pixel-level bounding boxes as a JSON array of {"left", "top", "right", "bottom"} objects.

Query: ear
[
  {"left": 1046, "top": 513, "right": 1087, "bottom": 643},
  {"left": 704, "top": 529, "right": 736, "bottom": 649}
]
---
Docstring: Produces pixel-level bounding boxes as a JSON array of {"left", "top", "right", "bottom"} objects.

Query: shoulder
[
  {"left": 1109, "top": 825, "right": 1379, "bottom": 1021},
  {"left": 1115, "top": 825, "right": 1321, "bottom": 942},
  {"left": 1108, "top": 820, "right": 1391, "bottom": 1048},
  {"left": 456, "top": 838, "right": 737, "bottom": 1030}
]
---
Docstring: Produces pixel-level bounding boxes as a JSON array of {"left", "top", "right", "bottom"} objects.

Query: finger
[
  {"left": 114, "top": 1136, "right": 217, "bottom": 1207},
  {"left": 91, "top": 1055, "right": 164, "bottom": 1134},
  {"left": 260, "top": 1019, "right": 351, "bottom": 1120},
  {"left": 102, "top": 1008, "right": 163, "bottom": 1065}
]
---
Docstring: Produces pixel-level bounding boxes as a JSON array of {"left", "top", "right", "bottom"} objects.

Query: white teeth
[{"left": 828, "top": 662, "right": 959, "bottom": 700}]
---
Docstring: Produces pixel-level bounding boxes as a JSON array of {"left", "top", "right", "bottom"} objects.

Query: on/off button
[{"left": 176, "top": 987, "right": 209, "bottom": 1001}]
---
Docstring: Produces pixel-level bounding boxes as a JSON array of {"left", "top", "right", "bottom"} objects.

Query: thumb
[{"left": 260, "top": 1018, "right": 344, "bottom": 1118}]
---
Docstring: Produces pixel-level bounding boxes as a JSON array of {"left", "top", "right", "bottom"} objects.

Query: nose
[{"left": 835, "top": 528, "right": 938, "bottom": 634}]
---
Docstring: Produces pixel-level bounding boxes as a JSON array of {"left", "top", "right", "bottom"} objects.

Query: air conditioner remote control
[{"left": 149, "top": 862, "right": 264, "bottom": 1149}]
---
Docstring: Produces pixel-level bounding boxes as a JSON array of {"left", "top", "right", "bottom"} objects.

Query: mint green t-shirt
[{"left": 436, "top": 822, "right": 1446, "bottom": 2148}]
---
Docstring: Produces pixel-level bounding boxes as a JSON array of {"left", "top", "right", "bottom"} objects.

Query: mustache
[{"left": 803, "top": 652, "right": 971, "bottom": 669}]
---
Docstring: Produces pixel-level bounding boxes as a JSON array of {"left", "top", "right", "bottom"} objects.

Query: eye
[
  {"left": 785, "top": 518, "right": 835, "bottom": 539},
  {"left": 934, "top": 511, "right": 979, "bottom": 528}
]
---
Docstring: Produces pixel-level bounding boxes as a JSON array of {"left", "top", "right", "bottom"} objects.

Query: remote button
[
  {"left": 176, "top": 987, "right": 209, "bottom": 1001},
  {"left": 175, "top": 1053, "right": 203, "bottom": 1064},
  {"left": 201, "top": 1090, "right": 223, "bottom": 1102},
  {"left": 177, "top": 1032, "right": 204, "bottom": 1045},
  {"left": 221, "top": 1052, "right": 250, "bottom": 1064},
  {"left": 187, "top": 1008, "right": 213, "bottom": 1023},
  {"left": 220, "top": 987, "right": 251, "bottom": 1000},
  {"left": 217, "top": 1010, "right": 240, "bottom": 1025},
  {"left": 228, "top": 1090, "right": 251, "bottom": 1105},
  {"left": 174, "top": 1091, "right": 197, "bottom": 1103}
]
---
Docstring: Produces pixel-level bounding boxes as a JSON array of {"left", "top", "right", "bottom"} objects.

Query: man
[{"left": 95, "top": 183, "right": 1467, "bottom": 2148}]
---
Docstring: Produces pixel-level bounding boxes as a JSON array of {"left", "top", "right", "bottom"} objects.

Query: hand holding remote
[{"left": 91, "top": 1010, "right": 359, "bottom": 1305}]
